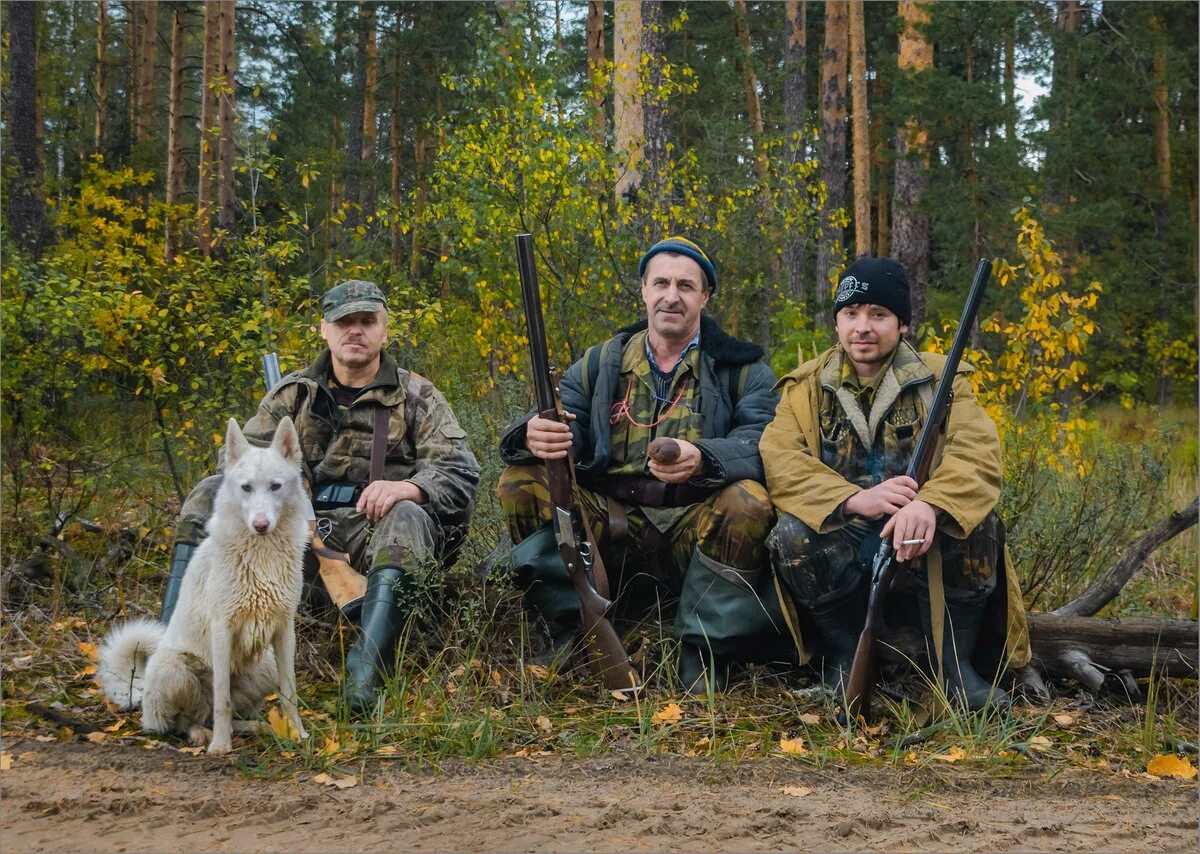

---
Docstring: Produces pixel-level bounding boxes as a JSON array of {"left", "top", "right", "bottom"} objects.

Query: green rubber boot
[
  {"left": 806, "top": 578, "right": 868, "bottom": 690},
  {"left": 343, "top": 566, "right": 411, "bottom": 714},
  {"left": 160, "top": 543, "right": 196, "bottom": 625},
  {"left": 919, "top": 592, "right": 1010, "bottom": 712}
]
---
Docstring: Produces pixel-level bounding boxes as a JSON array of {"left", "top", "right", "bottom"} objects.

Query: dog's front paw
[
  {"left": 207, "top": 738, "right": 233, "bottom": 755},
  {"left": 187, "top": 725, "right": 213, "bottom": 747}
]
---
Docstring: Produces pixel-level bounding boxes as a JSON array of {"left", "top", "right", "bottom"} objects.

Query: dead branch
[{"left": 1053, "top": 496, "right": 1199, "bottom": 618}]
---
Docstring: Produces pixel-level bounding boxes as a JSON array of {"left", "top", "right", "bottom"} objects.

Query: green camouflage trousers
[
  {"left": 767, "top": 510, "right": 1001, "bottom": 611},
  {"left": 177, "top": 475, "right": 455, "bottom": 604},
  {"left": 498, "top": 465, "right": 773, "bottom": 579}
]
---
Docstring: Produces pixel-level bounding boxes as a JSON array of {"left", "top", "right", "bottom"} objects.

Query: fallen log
[{"left": 878, "top": 614, "right": 1197, "bottom": 694}]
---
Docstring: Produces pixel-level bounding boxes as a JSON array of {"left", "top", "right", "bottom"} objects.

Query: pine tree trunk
[
  {"left": 892, "top": 0, "right": 932, "bottom": 335},
  {"left": 816, "top": 0, "right": 849, "bottom": 322},
  {"left": 345, "top": 5, "right": 368, "bottom": 228},
  {"left": 849, "top": 0, "right": 869, "bottom": 258},
  {"left": 613, "top": 0, "right": 643, "bottom": 202},
  {"left": 783, "top": 0, "right": 808, "bottom": 302},
  {"left": 360, "top": 2, "right": 378, "bottom": 219},
  {"left": 872, "top": 72, "right": 889, "bottom": 256},
  {"left": 390, "top": 18, "right": 403, "bottom": 270},
  {"left": 127, "top": 1, "right": 142, "bottom": 151},
  {"left": 641, "top": 0, "right": 667, "bottom": 219},
  {"left": 1004, "top": 26, "right": 1016, "bottom": 145},
  {"left": 5, "top": 0, "right": 45, "bottom": 256},
  {"left": 198, "top": 0, "right": 220, "bottom": 254},
  {"left": 95, "top": 0, "right": 108, "bottom": 152},
  {"left": 587, "top": 0, "right": 606, "bottom": 149},
  {"left": 165, "top": 3, "right": 187, "bottom": 260},
  {"left": 216, "top": 0, "right": 236, "bottom": 231},
  {"left": 135, "top": 1, "right": 158, "bottom": 143},
  {"left": 410, "top": 134, "right": 429, "bottom": 284}
]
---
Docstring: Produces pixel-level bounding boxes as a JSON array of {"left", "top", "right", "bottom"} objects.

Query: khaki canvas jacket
[
  {"left": 761, "top": 341, "right": 1030, "bottom": 668},
  {"left": 241, "top": 349, "right": 480, "bottom": 529}
]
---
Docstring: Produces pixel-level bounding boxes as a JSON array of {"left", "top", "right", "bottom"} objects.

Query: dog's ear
[
  {"left": 225, "top": 417, "right": 249, "bottom": 465},
  {"left": 271, "top": 416, "right": 302, "bottom": 467}
]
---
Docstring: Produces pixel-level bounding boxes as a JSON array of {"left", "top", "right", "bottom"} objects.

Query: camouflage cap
[{"left": 322, "top": 280, "right": 387, "bottom": 321}]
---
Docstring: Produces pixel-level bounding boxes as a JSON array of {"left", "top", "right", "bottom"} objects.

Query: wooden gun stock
[{"left": 310, "top": 528, "right": 367, "bottom": 615}]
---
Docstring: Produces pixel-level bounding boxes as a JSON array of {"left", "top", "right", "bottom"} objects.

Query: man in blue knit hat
[{"left": 498, "top": 237, "right": 787, "bottom": 693}]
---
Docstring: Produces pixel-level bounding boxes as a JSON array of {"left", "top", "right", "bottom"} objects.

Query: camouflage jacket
[
  {"left": 241, "top": 349, "right": 480, "bottom": 529},
  {"left": 500, "top": 315, "right": 779, "bottom": 489}
]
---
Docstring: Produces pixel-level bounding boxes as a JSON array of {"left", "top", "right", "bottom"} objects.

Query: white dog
[{"left": 98, "top": 417, "right": 310, "bottom": 754}]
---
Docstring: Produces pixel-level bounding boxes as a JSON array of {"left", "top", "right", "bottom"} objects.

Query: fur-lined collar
[{"left": 616, "top": 315, "right": 764, "bottom": 365}]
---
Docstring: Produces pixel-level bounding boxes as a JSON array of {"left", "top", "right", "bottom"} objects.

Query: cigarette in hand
[{"left": 900, "top": 538, "right": 926, "bottom": 546}]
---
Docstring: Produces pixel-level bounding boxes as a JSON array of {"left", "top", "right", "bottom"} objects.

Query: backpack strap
[{"left": 580, "top": 338, "right": 616, "bottom": 399}]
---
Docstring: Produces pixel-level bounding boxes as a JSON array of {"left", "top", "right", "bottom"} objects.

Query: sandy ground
[{"left": 2, "top": 740, "right": 1196, "bottom": 853}]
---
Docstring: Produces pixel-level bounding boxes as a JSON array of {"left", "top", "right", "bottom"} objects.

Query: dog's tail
[{"left": 97, "top": 618, "right": 165, "bottom": 710}]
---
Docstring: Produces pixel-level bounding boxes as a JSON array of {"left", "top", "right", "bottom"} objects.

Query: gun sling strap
[{"left": 369, "top": 405, "right": 389, "bottom": 485}]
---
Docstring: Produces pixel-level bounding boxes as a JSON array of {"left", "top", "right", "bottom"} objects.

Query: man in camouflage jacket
[
  {"left": 163, "top": 280, "right": 481, "bottom": 713},
  {"left": 761, "top": 257, "right": 1029, "bottom": 710},
  {"left": 498, "top": 237, "right": 785, "bottom": 693}
]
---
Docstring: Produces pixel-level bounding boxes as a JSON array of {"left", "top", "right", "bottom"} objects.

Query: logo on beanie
[{"left": 835, "top": 274, "right": 869, "bottom": 305}]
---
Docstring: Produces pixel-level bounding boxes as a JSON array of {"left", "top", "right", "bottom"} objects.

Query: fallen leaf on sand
[
  {"left": 79, "top": 664, "right": 98, "bottom": 677},
  {"left": 104, "top": 718, "right": 127, "bottom": 733},
  {"left": 77, "top": 642, "right": 99, "bottom": 661},
  {"left": 1053, "top": 712, "right": 1077, "bottom": 726},
  {"left": 85, "top": 732, "right": 107, "bottom": 743},
  {"left": 321, "top": 737, "right": 341, "bottom": 756},
  {"left": 610, "top": 690, "right": 632, "bottom": 702},
  {"left": 1146, "top": 754, "right": 1197, "bottom": 780},
  {"left": 0, "top": 752, "right": 12, "bottom": 770},
  {"left": 932, "top": 746, "right": 967, "bottom": 763},
  {"left": 178, "top": 746, "right": 204, "bottom": 756},
  {"left": 781, "top": 785, "right": 814, "bottom": 797},
  {"left": 535, "top": 715, "right": 553, "bottom": 733},
  {"left": 798, "top": 713, "right": 821, "bottom": 725},
  {"left": 779, "top": 736, "right": 807, "bottom": 756},
  {"left": 312, "top": 772, "right": 358, "bottom": 789},
  {"left": 651, "top": 703, "right": 683, "bottom": 725},
  {"left": 267, "top": 706, "right": 300, "bottom": 741},
  {"left": 1029, "top": 736, "right": 1052, "bottom": 751}
]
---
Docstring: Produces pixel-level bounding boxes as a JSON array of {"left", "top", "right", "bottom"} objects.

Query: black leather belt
[{"left": 588, "top": 475, "right": 716, "bottom": 508}]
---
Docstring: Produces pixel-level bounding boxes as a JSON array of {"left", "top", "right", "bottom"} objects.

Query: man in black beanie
[{"left": 758, "top": 257, "right": 1030, "bottom": 711}]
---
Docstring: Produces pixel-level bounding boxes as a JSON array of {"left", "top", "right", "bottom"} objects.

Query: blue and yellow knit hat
[{"left": 638, "top": 236, "right": 718, "bottom": 295}]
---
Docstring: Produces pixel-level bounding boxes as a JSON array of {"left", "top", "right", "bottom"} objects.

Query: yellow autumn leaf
[
  {"left": 524, "top": 664, "right": 550, "bottom": 680},
  {"left": 779, "top": 736, "right": 807, "bottom": 756},
  {"left": 610, "top": 690, "right": 632, "bottom": 702},
  {"left": 86, "top": 731, "right": 107, "bottom": 743},
  {"left": 932, "top": 746, "right": 967, "bottom": 763},
  {"left": 1053, "top": 713, "right": 1077, "bottom": 726},
  {"left": 178, "top": 746, "right": 204, "bottom": 756},
  {"left": 312, "top": 772, "right": 358, "bottom": 789},
  {"left": 375, "top": 745, "right": 398, "bottom": 756},
  {"left": 267, "top": 706, "right": 300, "bottom": 741},
  {"left": 79, "top": 664, "right": 98, "bottom": 677},
  {"left": 77, "top": 642, "right": 99, "bottom": 661},
  {"left": 321, "top": 737, "right": 340, "bottom": 756},
  {"left": 651, "top": 703, "right": 683, "bottom": 726},
  {"left": 1146, "top": 754, "right": 1197, "bottom": 780},
  {"left": 798, "top": 713, "right": 821, "bottom": 725},
  {"left": 1, "top": 752, "right": 12, "bottom": 770},
  {"left": 1029, "top": 736, "right": 1053, "bottom": 751},
  {"left": 781, "top": 785, "right": 814, "bottom": 797}
]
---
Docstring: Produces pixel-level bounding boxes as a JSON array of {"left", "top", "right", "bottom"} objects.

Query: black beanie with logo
[{"left": 832, "top": 257, "right": 911, "bottom": 325}]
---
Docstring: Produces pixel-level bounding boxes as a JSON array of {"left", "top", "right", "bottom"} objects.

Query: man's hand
[
  {"left": 526, "top": 412, "right": 576, "bottom": 460},
  {"left": 842, "top": 475, "right": 919, "bottom": 520},
  {"left": 881, "top": 499, "right": 939, "bottom": 562},
  {"left": 357, "top": 480, "right": 426, "bottom": 523},
  {"left": 648, "top": 439, "right": 703, "bottom": 483}
]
